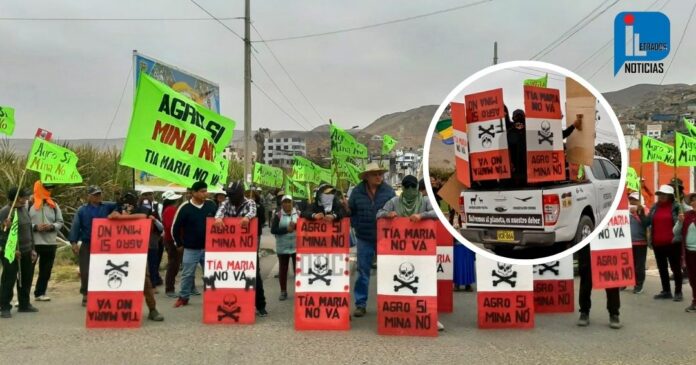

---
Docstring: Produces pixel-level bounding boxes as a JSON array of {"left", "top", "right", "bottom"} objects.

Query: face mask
[{"left": 320, "top": 193, "right": 334, "bottom": 213}]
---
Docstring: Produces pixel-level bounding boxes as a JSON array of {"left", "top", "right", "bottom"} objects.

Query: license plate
[{"left": 496, "top": 230, "right": 515, "bottom": 241}]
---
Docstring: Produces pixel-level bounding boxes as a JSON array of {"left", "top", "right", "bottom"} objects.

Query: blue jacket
[
  {"left": 68, "top": 202, "right": 118, "bottom": 244},
  {"left": 348, "top": 181, "right": 395, "bottom": 243}
]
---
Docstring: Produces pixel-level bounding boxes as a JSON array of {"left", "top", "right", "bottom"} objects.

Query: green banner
[
  {"left": 334, "top": 158, "right": 361, "bottom": 185},
  {"left": 684, "top": 117, "right": 696, "bottom": 137},
  {"left": 252, "top": 162, "right": 284, "bottom": 188},
  {"left": 676, "top": 132, "right": 696, "bottom": 167},
  {"left": 217, "top": 155, "right": 229, "bottom": 187},
  {"left": 641, "top": 135, "right": 675, "bottom": 165},
  {"left": 284, "top": 176, "right": 309, "bottom": 199},
  {"left": 382, "top": 134, "right": 398, "bottom": 155},
  {"left": 291, "top": 156, "right": 323, "bottom": 183},
  {"left": 329, "top": 124, "right": 368, "bottom": 158},
  {"left": 120, "top": 73, "right": 235, "bottom": 188},
  {"left": 4, "top": 210, "right": 18, "bottom": 263},
  {"left": 0, "top": 106, "right": 15, "bottom": 136},
  {"left": 523, "top": 74, "right": 548, "bottom": 88},
  {"left": 627, "top": 167, "right": 640, "bottom": 191},
  {"left": 26, "top": 139, "right": 83, "bottom": 184}
]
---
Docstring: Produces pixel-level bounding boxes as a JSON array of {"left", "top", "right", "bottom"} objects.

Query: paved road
[{"left": 2, "top": 232, "right": 696, "bottom": 365}]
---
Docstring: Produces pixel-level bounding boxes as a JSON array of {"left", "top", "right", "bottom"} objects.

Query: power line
[
  {"left": 103, "top": 63, "right": 133, "bottom": 140},
  {"left": 253, "top": 0, "right": 493, "bottom": 43},
  {"left": 659, "top": 0, "right": 696, "bottom": 84},
  {"left": 188, "top": 0, "right": 244, "bottom": 41},
  {"left": 251, "top": 24, "right": 326, "bottom": 123},
  {"left": 0, "top": 16, "right": 243, "bottom": 21},
  {"left": 252, "top": 82, "right": 310, "bottom": 131}
]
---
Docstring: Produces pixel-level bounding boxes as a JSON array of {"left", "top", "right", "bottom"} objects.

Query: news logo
[{"left": 614, "top": 12, "right": 670, "bottom": 75}]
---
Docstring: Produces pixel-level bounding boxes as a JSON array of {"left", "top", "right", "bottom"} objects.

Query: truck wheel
[{"left": 573, "top": 215, "right": 594, "bottom": 246}]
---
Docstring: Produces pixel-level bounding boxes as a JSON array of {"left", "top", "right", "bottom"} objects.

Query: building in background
[
  {"left": 646, "top": 124, "right": 662, "bottom": 139},
  {"left": 263, "top": 133, "right": 306, "bottom": 168}
]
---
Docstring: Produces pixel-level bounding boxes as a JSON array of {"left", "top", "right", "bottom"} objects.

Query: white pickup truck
[{"left": 459, "top": 156, "right": 620, "bottom": 255}]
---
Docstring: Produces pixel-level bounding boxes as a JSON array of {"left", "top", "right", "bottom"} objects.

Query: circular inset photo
[{"left": 424, "top": 61, "right": 627, "bottom": 265}]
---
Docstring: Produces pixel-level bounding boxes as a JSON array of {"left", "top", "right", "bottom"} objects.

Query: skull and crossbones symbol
[
  {"left": 308, "top": 256, "right": 332, "bottom": 285},
  {"left": 478, "top": 124, "right": 496, "bottom": 148},
  {"left": 393, "top": 262, "right": 419, "bottom": 294},
  {"left": 217, "top": 294, "right": 241, "bottom": 322},
  {"left": 538, "top": 121, "right": 554, "bottom": 145},
  {"left": 492, "top": 262, "right": 517, "bottom": 287},
  {"left": 104, "top": 260, "right": 129, "bottom": 289},
  {"left": 536, "top": 261, "right": 560, "bottom": 276}
]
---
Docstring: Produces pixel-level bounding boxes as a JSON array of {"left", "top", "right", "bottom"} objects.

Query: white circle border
[{"left": 422, "top": 60, "right": 628, "bottom": 266}]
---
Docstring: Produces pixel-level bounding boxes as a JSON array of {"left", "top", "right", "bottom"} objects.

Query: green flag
[
  {"left": 0, "top": 106, "right": 15, "bottom": 136},
  {"left": 684, "top": 117, "right": 696, "bottom": 137},
  {"left": 641, "top": 135, "right": 675, "bottom": 165},
  {"left": 26, "top": 138, "right": 83, "bottom": 184},
  {"left": 381, "top": 135, "right": 398, "bottom": 155},
  {"left": 627, "top": 167, "right": 640, "bottom": 191},
  {"left": 252, "top": 162, "right": 284, "bottom": 188},
  {"left": 120, "top": 73, "right": 235, "bottom": 188},
  {"left": 291, "top": 156, "right": 324, "bottom": 183},
  {"left": 284, "top": 175, "right": 309, "bottom": 199},
  {"left": 523, "top": 74, "right": 548, "bottom": 88},
  {"left": 329, "top": 124, "right": 368, "bottom": 159},
  {"left": 675, "top": 132, "right": 696, "bottom": 167},
  {"left": 4, "top": 210, "right": 18, "bottom": 263},
  {"left": 217, "top": 155, "right": 229, "bottom": 187},
  {"left": 334, "top": 158, "right": 361, "bottom": 185}
]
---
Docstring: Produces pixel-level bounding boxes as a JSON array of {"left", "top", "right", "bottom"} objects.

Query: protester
[
  {"left": 0, "top": 187, "right": 38, "bottom": 318},
  {"left": 302, "top": 184, "right": 346, "bottom": 221},
  {"left": 628, "top": 192, "right": 649, "bottom": 294},
  {"left": 674, "top": 193, "right": 696, "bottom": 312},
  {"left": 577, "top": 244, "right": 622, "bottom": 329},
  {"left": 647, "top": 184, "right": 683, "bottom": 301},
  {"left": 160, "top": 190, "right": 182, "bottom": 298},
  {"left": 68, "top": 186, "right": 118, "bottom": 306},
  {"left": 348, "top": 162, "right": 395, "bottom": 317},
  {"left": 29, "top": 181, "right": 63, "bottom": 302},
  {"left": 139, "top": 188, "right": 164, "bottom": 289},
  {"left": 215, "top": 181, "right": 268, "bottom": 317},
  {"left": 265, "top": 190, "right": 275, "bottom": 224},
  {"left": 107, "top": 191, "right": 164, "bottom": 321},
  {"left": 270, "top": 195, "right": 298, "bottom": 301},
  {"left": 171, "top": 181, "right": 217, "bottom": 308},
  {"left": 213, "top": 192, "right": 226, "bottom": 209}
]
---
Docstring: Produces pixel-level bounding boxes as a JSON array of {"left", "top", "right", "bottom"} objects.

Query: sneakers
[
  {"left": 633, "top": 284, "right": 644, "bottom": 294},
  {"left": 577, "top": 313, "right": 589, "bottom": 327},
  {"left": 192, "top": 289, "right": 201, "bottom": 296},
  {"left": 653, "top": 291, "right": 673, "bottom": 300},
  {"left": 82, "top": 295, "right": 88, "bottom": 307},
  {"left": 437, "top": 321, "right": 445, "bottom": 331},
  {"left": 279, "top": 292, "right": 288, "bottom": 301},
  {"left": 18, "top": 305, "right": 39, "bottom": 313},
  {"left": 685, "top": 304, "right": 696, "bottom": 313},
  {"left": 165, "top": 292, "right": 178, "bottom": 298},
  {"left": 35, "top": 295, "right": 51, "bottom": 302},
  {"left": 173, "top": 298, "right": 189, "bottom": 308},
  {"left": 148, "top": 309, "right": 164, "bottom": 321},
  {"left": 609, "top": 315, "right": 622, "bottom": 329},
  {"left": 674, "top": 292, "right": 684, "bottom": 302},
  {"left": 256, "top": 308, "right": 268, "bottom": 317},
  {"left": 353, "top": 307, "right": 366, "bottom": 318},
  {"left": 464, "top": 285, "right": 474, "bottom": 292},
  {"left": 0, "top": 309, "right": 11, "bottom": 318}
]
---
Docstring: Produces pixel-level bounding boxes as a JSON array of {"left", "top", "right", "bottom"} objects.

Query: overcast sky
[{"left": 1, "top": 0, "right": 693, "bottom": 139}]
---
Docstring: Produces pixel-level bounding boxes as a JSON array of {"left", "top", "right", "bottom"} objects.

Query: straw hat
[{"left": 359, "top": 162, "right": 388, "bottom": 180}]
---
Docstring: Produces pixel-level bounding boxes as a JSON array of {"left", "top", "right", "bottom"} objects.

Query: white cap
[
  {"left": 628, "top": 192, "right": 640, "bottom": 201},
  {"left": 162, "top": 190, "right": 182, "bottom": 201},
  {"left": 140, "top": 187, "right": 154, "bottom": 195},
  {"left": 656, "top": 184, "right": 675, "bottom": 195},
  {"left": 281, "top": 195, "right": 293, "bottom": 201}
]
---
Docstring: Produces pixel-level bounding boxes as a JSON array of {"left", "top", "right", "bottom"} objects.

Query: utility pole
[
  {"left": 493, "top": 41, "right": 498, "bottom": 65},
  {"left": 243, "top": 0, "right": 252, "bottom": 184}
]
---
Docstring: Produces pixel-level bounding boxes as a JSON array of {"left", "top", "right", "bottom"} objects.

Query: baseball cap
[
  {"left": 162, "top": 190, "right": 182, "bottom": 201},
  {"left": 87, "top": 186, "right": 102, "bottom": 195},
  {"left": 282, "top": 195, "right": 293, "bottom": 202},
  {"left": 656, "top": 184, "right": 675, "bottom": 195}
]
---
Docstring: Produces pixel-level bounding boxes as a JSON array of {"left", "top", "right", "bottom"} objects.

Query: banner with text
[
  {"left": 329, "top": 124, "right": 368, "bottom": 159},
  {"left": 0, "top": 106, "right": 15, "bottom": 136},
  {"left": 524, "top": 86, "right": 565, "bottom": 183},
  {"left": 641, "top": 135, "right": 675, "bottom": 165},
  {"left": 203, "top": 218, "right": 258, "bottom": 324},
  {"left": 451, "top": 101, "right": 470, "bottom": 187},
  {"left": 476, "top": 255, "right": 534, "bottom": 329},
  {"left": 675, "top": 132, "right": 696, "bottom": 167},
  {"left": 465, "top": 89, "right": 510, "bottom": 181},
  {"left": 377, "top": 218, "right": 438, "bottom": 336},
  {"left": 436, "top": 221, "right": 454, "bottom": 313},
  {"left": 590, "top": 196, "right": 635, "bottom": 289},
  {"left": 253, "top": 162, "right": 284, "bottom": 188},
  {"left": 533, "top": 256, "right": 574, "bottom": 313},
  {"left": 86, "top": 219, "right": 150, "bottom": 328},
  {"left": 295, "top": 218, "right": 351, "bottom": 330},
  {"left": 26, "top": 138, "right": 83, "bottom": 184}
]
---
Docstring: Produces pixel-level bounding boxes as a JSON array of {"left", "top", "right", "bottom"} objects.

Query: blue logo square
[{"left": 614, "top": 12, "right": 670, "bottom": 75}]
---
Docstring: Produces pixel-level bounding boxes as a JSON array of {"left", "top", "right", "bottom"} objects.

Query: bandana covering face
[
  {"left": 397, "top": 187, "right": 422, "bottom": 217},
  {"left": 33, "top": 181, "right": 56, "bottom": 210},
  {"left": 320, "top": 193, "right": 334, "bottom": 213}
]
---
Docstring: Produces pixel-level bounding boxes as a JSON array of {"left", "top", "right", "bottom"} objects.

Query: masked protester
[
  {"left": 29, "top": 181, "right": 63, "bottom": 302},
  {"left": 108, "top": 191, "right": 164, "bottom": 321},
  {"left": 302, "top": 184, "right": 346, "bottom": 221},
  {"left": 215, "top": 181, "right": 268, "bottom": 317}
]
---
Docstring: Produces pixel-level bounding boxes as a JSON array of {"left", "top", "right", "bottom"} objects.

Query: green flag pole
[
  {"left": 4, "top": 168, "right": 27, "bottom": 232},
  {"left": 673, "top": 141, "right": 683, "bottom": 214}
]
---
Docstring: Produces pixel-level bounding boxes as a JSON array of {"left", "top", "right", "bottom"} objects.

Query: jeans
[
  {"left": 147, "top": 245, "right": 163, "bottom": 287},
  {"left": 654, "top": 243, "right": 683, "bottom": 294},
  {"left": 578, "top": 245, "right": 620, "bottom": 316},
  {"left": 164, "top": 239, "right": 182, "bottom": 293},
  {"left": 33, "top": 245, "right": 57, "bottom": 298},
  {"left": 0, "top": 252, "right": 34, "bottom": 310},
  {"left": 354, "top": 237, "right": 376, "bottom": 308},
  {"left": 79, "top": 242, "right": 91, "bottom": 295},
  {"left": 632, "top": 245, "right": 648, "bottom": 287},
  {"left": 179, "top": 249, "right": 205, "bottom": 300},
  {"left": 277, "top": 253, "right": 296, "bottom": 293}
]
